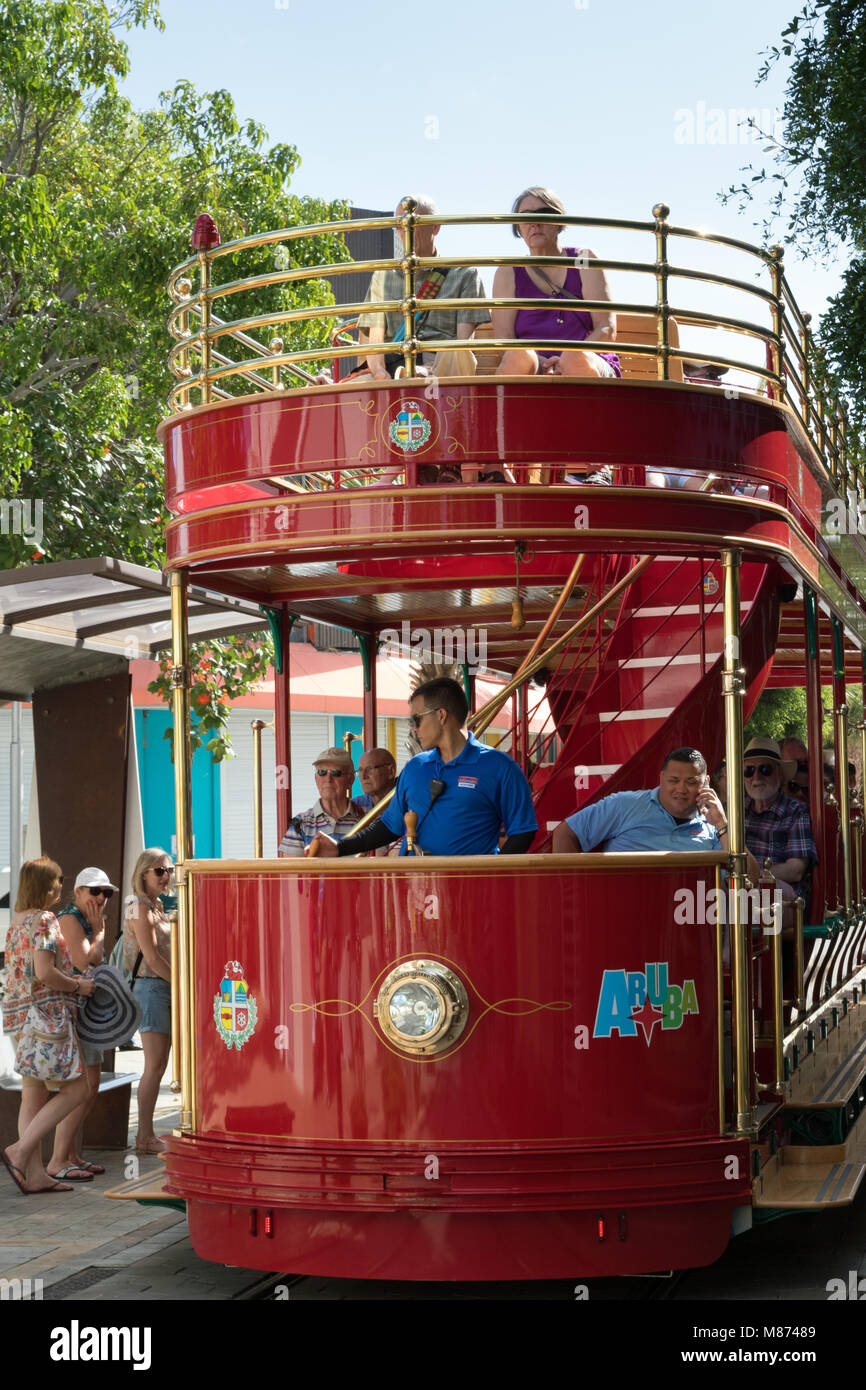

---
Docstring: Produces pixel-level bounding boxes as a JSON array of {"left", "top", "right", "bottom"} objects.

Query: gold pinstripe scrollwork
[{"left": 289, "top": 951, "right": 570, "bottom": 1063}]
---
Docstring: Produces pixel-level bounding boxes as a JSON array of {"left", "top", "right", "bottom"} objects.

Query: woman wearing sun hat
[{"left": 47, "top": 868, "right": 116, "bottom": 1181}]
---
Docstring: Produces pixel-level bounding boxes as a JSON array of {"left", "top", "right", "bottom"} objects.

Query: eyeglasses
[
  {"left": 787, "top": 780, "right": 809, "bottom": 797},
  {"left": 410, "top": 707, "right": 443, "bottom": 729},
  {"left": 316, "top": 768, "right": 349, "bottom": 779},
  {"left": 744, "top": 763, "right": 776, "bottom": 779},
  {"left": 152, "top": 865, "right": 173, "bottom": 878},
  {"left": 87, "top": 886, "right": 113, "bottom": 900}
]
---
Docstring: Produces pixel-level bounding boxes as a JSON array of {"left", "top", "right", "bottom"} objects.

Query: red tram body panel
[{"left": 148, "top": 208, "right": 866, "bottom": 1280}]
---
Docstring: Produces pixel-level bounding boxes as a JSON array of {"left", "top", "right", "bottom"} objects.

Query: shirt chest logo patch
[{"left": 457, "top": 776, "right": 479, "bottom": 789}]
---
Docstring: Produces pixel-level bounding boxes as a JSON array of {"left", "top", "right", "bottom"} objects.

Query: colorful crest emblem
[
  {"left": 388, "top": 400, "right": 432, "bottom": 453},
  {"left": 213, "top": 960, "right": 258, "bottom": 1050},
  {"left": 702, "top": 573, "right": 719, "bottom": 595}
]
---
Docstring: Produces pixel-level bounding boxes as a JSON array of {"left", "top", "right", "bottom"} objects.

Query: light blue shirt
[{"left": 566, "top": 787, "right": 722, "bottom": 853}]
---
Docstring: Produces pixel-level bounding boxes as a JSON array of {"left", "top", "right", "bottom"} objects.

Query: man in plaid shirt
[{"left": 743, "top": 737, "right": 817, "bottom": 900}]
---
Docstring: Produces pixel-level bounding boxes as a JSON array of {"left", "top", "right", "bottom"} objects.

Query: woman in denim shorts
[{"left": 123, "top": 849, "right": 173, "bottom": 1154}]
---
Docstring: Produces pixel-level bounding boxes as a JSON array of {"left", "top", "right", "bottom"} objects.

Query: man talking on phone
[
  {"left": 308, "top": 677, "right": 537, "bottom": 858},
  {"left": 552, "top": 747, "right": 730, "bottom": 855}
]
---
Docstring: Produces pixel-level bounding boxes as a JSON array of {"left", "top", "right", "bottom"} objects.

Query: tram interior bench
[{"left": 0, "top": 1068, "right": 135, "bottom": 1151}]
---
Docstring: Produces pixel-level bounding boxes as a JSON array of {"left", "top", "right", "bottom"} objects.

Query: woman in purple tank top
[{"left": 493, "top": 186, "right": 621, "bottom": 380}]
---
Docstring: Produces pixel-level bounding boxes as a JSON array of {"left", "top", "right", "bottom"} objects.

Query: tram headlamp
[{"left": 374, "top": 960, "right": 469, "bottom": 1055}]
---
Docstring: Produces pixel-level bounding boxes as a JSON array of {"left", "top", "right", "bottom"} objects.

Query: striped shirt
[{"left": 278, "top": 799, "right": 366, "bottom": 857}]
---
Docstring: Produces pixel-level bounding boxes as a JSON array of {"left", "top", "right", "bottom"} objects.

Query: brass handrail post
[
  {"left": 858, "top": 718, "right": 866, "bottom": 907},
  {"left": 175, "top": 276, "right": 193, "bottom": 410},
  {"left": 836, "top": 702, "right": 853, "bottom": 914},
  {"left": 251, "top": 718, "right": 273, "bottom": 858},
  {"left": 793, "top": 896, "right": 806, "bottom": 1013},
  {"left": 400, "top": 196, "right": 418, "bottom": 379},
  {"left": 799, "top": 311, "right": 811, "bottom": 428},
  {"left": 722, "top": 547, "right": 755, "bottom": 1134},
  {"left": 198, "top": 252, "right": 213, "bottom": 405},
  {"left": 715, "top": 863, "right": 726, "bottom": 1133},
  {"left": 652, "top": 202, "right": 670, "bottom": 381},
  {"left": 771, "top": 899, "right": 785, "bottom": 1089},
  {"left": 169, "top": 912, "right": 181, "bottom": 1094},
  {"left": 170, "top": 570, "right": 194, "bottom": 1132},
  {"left": 768, "top": 246, "right": 784, "bottom": 403}
]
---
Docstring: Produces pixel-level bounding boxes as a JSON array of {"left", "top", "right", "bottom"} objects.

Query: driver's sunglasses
[
  {"left": 410, "top": 706, "right": 443, "bottom": 729},
  {"left": 87, "top": 886, "right": 113, "bottom": 900},
  {"left": 744, "top": 763, "right": 775, "bottom": 779},
  {"left": 787, "top": 780, "right": 808, "bottom": 797},
  {"left": 153, "top": 865, "right": 173, "bottom": 878}
]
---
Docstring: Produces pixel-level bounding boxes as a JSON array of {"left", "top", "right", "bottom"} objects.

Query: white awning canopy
[{"left": 0, "top": 557, "right": 266, "bottom": 699}]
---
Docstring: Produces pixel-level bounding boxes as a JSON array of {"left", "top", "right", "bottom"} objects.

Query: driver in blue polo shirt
[
  {"left": 308, "top": 677, "right": 537, "bottom": 858},
  {"left": 552, "top": 747, "right": 729, "bottom": 854}
]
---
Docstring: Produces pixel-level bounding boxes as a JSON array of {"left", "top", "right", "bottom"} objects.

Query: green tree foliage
[
  {"left": 0, "top": 0, "right": 350, "bottom": 570},
  {"left": 721, "top": 1, "right": 866, "bottom": 430}
]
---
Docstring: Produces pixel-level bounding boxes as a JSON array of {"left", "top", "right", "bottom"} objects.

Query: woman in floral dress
[{"left": 1, "top": 858, "right": 96, "bottom": 1194}]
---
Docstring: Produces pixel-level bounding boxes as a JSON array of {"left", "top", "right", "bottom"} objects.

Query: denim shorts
[
  {"left": 80, "top": 1037, "right": 104, "bottom": 1068},
  {"left": 132, "top": 977, "right": 171, "bottom": 1035}
]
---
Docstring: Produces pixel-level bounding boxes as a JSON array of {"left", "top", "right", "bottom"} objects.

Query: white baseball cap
[{"left": 74, "top": 866, "right": 119, "bottom": 893}]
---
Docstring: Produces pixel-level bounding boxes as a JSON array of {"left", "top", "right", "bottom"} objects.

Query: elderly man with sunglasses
[
  {"left": 278, "top": 747, "right": 365, "bottom": 857},
  {"left": 743, "top": 737, "right": 817, "bottom": 903},
  {"left": 309, "top": 678, "right": 537, "bottom": 858}
]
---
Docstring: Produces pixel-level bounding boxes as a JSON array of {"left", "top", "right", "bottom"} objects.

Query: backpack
[{"left": 109, "top": 930, "right": 142, "bottom": 985}]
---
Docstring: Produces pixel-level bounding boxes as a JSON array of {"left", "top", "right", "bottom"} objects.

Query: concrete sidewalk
[{"left": 0, "top": 1049, "right": 276, "bottom": 1300}]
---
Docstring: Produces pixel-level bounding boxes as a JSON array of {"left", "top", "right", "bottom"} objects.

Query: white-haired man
[{"left": 357, "top": 194, "right": 490, "bottom": 381}]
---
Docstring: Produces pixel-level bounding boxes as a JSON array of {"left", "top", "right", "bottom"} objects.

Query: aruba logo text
[{"left": 593, "top": 961, "right": 699, "bottom": 1045}]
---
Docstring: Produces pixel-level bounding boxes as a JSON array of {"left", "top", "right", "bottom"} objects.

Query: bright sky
[{"left": 120, "top": 0, "right": 840, "bottom": 364}]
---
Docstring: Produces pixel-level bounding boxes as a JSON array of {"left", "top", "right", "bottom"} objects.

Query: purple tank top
[{"left": 513, "top": 249, "right": 621, "bottom": 375}]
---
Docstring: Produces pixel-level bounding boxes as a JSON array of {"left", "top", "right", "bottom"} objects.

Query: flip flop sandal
[
  {"left": 1, "top": 1147, "right": 30, "bottom": 1195},
  {"left": 135, "top": 1137, "right": 168, "bottom": 1154},
  {"left": 30, "top": 1180, "right": 74, "bottom": 1194},
  {"left": 81, "top": 1162, "right": 106, "bottom": 1174},
  {"left": 47, "top": 1165, "right": 94, "bottom": 1182}
]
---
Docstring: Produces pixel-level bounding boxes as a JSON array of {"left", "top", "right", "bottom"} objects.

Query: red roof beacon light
[{"left": 191, "top": 214, "right": 221, "bottom": 250}]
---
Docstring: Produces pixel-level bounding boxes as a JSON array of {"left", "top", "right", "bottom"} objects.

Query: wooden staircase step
[
  {"left": 753, "top": 1107, "right": 866, "bottom": 1210},
  {"left": 104, "top": 1160, "right": 179, "bottom": 1207}
]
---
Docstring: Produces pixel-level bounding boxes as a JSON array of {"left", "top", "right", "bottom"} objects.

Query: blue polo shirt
[
  {"left": 566, "top": 787, "right": 722, "bottom": 853},
  {"left": 381, "top": 732, "right": 537, "bottom": 856}
]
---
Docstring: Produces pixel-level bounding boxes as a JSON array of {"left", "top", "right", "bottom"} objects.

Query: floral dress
[{"left": 4, "top": 911, "right": 80, "bottom": 1079}]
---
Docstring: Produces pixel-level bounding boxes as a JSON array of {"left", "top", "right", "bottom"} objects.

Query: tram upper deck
[{"left": 160, "top": 204, "right": 866, "bottom": 638}]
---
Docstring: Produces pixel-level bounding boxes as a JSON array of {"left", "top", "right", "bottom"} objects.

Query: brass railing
[{"left": 165, "top": 202, "right": 860, "bottom": 493}]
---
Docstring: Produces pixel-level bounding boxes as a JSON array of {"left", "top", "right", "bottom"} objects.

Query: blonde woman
[
  {"left": 122, "top": 848, "right": 173, "bottom": 1154},
  {"left": 494, "top": 186, "right": 621, "bottom": 379},
  {"left": 1, "top": 858, "right": 96, "bottom": 1194}
]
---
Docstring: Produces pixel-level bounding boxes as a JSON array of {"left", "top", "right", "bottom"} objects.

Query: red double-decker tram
[{"left": 137, "top": 204, "right": 866, "bottom": 1280}]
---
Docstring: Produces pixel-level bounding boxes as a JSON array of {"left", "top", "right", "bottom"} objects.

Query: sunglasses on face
[
  {"left": 87, "top": 886, "right": 113, "bottom": 900},
  {"left": 316, "top": 768, "right": 348, "bottom": 779},
  {"left": 410, "top": 706, "right": 443, "bottom": 729},
  {"left": 787, "top": 780, "right": 808, "bottom": 796},
  {"left": 744, "top": 763, "right": 776, "bottom": 779},
  {"left": 152, "top": 865, "right": 173, "bottom": 878}
]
